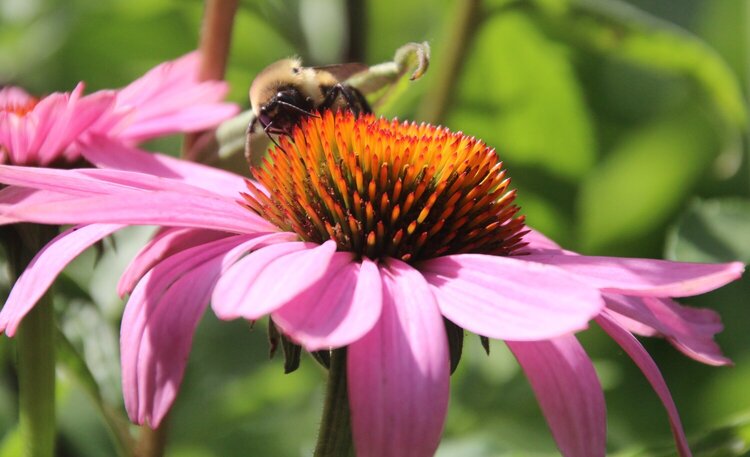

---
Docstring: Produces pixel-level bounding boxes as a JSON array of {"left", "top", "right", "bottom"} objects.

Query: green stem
[
  {"left": 313, "top": 349, "right": 354, "bottom": 457},
  {"left": 417, "top": 0, "right": 481, "bottom": 124},
  {"left": 17, "top": 298, "right": 56, "bottom": 457},
  {"left": 4, "top": 224, "right": 59, "bottom": 457},
  {"left": 134, "top": 423, "right": 169, "bottom": 457}
]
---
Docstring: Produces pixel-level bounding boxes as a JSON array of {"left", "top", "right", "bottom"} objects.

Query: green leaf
[
  {"left": 448, "top": 11, "right": 596, "bottom": 181},
  {"left": 520, "top": 0, "right": 747, "bottom": 129},
  {"left": 666, "top": 198, "right": 750, "bottom": 264},
  {"left": 578, "top": 104, "right": 720, "bottom": 253},
  {"left": 0, "top": 426, "right": 22, "bottom": 457}
]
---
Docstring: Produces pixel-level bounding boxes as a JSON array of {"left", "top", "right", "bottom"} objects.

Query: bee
[{"left": 246, "top": 58, "right": 372, "bottom": 160}]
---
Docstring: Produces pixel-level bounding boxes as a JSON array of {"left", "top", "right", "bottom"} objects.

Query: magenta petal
[
  {"left": 272, "top": 256, "right": 382, "bottom": 351},
  {"left": 421, "top": 254, "right": 603, "bottom": 340},
  {"left": 523, "top": 253, "right": 745, "bottom": 297},
  {"left": 523, "top": 228, "right": 564, "bottom": 252},
  {"left": 348, "top": 259, "right": 449, "bottom": 457},
  {"left": 118, "top": 228, "right": 232, "bottom": 297},
  {"left": 596, "top": 312, "right": 692, "bottom": 457},
  {"left": 0, "top": 224, "right": 123, "bottom": 336},
  {"left": 3, "top": 191, "right": 274, "bottom": 234},
  {"left": 122, "top": 233, "right": 283, "bottom": 426},
  {"left": 81, "top": 136, "right": 248, "bottom": 198},
  {"left": 99, "top": 51, "right": 238, "bottom": 142},
  {"left": 212, "top": 240, "right": 337, "bottom": 320},
  {"left": 605, "top": 294, "right": 730, "bottom": 366},
  {"left": 507, "top": 336, "right": 606, "bottom": 457}
]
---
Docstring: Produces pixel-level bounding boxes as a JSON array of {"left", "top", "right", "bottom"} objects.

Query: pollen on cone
[{"left": 244, "top": 111, "right": 527, "bottom": 262}]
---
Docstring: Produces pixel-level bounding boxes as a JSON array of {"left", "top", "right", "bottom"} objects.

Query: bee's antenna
[{"left": 275, "top": 100, "right": 321, "bottom": 119}]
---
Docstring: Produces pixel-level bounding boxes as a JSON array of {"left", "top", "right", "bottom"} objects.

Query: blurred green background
[{"left": 1, "top": 0, "right": 749, "bottom": 455}]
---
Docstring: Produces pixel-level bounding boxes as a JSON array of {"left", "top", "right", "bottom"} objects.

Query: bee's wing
[{"left": 311, "top": 63, "right": 369, "bottom": 82}]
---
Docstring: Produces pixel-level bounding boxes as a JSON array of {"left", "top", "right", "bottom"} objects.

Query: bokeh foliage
[{"left": 1, "top": 0, "right": 749, "bottom": 455}]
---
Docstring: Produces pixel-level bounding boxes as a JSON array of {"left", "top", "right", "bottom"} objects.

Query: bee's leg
[
  {"left": 263, "top": 122, "right": 283, "bottom": 150},
  {"left": 321, "top": 84, "right": 372, "bottom": 115}
]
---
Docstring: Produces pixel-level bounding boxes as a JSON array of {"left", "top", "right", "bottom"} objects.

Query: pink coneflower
[
  {"left": 0, "top": 51, "right": 237, "bottom": 168},
  {"left": 0, "top": 112, "right": 743, "bottom": 457},
  {"left": 0, "top": 84, "right": 113, "bottom": 167}
]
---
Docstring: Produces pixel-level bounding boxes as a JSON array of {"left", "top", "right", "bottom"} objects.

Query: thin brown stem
[
  {"left": 183, "top": 0, "right": 239, "bottom": 161},
  {"left": 344, "top": 0, "right": 367, "bottom": 62},
  {"left": 134, "top": 422, "right": 169, "bottom": 457},
  {"left": 417, "top": 0, "right": 481, "bottom": 124}
]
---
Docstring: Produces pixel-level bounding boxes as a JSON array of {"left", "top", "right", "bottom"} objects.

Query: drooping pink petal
[
  {"left": 421, "top": 254, "right": 603, "bottom": 340},
  {"left": 507, "top": 336, "right": 606, "bottom": 457},
  {"left": 596, "top": 312, "right": 693, "bottom": 457},
  {"left": 605, "top": 294, "right": 730, "bottom": 366},
  {"left": 211, "top": 240, "right": 337, "bottom": 320},
  {"left": 1, "top": 191, "right": 274, "bottom": 234},
  {"left": 272, "top": 257, "right": 382, "bottom": 351},
  {"left": 523, "top": 253, "right": 745, "bottom": 298},
  {"left": 0, "top": 164, "right": 146, "bottom": 196},
  {"left": 118, "top": 227, "right": 232, "bottom": 297},
  {"left": 92, "top": 52, "right": 238, "bottom": 142},
  {"left": 0, "top": 187, "right": 81, "bottom": 224},
  {"left": 0, "top": 224, "right": 123, "bottom": 336},
  {"left": 348, "top": 259, "right": 449, "bottom": 457},
  {"left": 81, "top": 136, "right": 248, "bottom": 198},
  {"left": 122, "top": 232, "right": 290, "bottom": 426},
  {"left": 0, "top": 163, "right": 235, "bottom": 198}
]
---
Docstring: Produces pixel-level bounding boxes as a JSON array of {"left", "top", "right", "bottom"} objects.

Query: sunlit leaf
[
  {"left": 578, "top": 104, "right": 720, "bottom": 253},
  {"left": 666, "top": 198, "right": 750, "bottom": 263},
  {"left": 518, "top": 0, "right": 747, "bottom": 129},
  {"left": 448, "top": 10, "right": 596, "bottom": 181}
]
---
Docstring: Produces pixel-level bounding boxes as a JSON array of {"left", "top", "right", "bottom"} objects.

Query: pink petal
[
  {"left": 118, "top": 228, "right": 232, "bottom": 297},
  {"left": 0, "top": 187, "right": 81, "bottom": 224},
  {"left": 0, "top": 224, "right": 123, "bottom": 336},
  {"left": 421, "top": 254, "right": 603, "bottom": 340},
  {"left": 272, "top": 257, "right": 382, "bottom": 351},
  {"left": 523, "top": 253, "right": 745, "bottom": 298},
  {"left": 211, "top": 240, "right": 337, "bottom": 320},
  {"left": 604, "top": 295, "right": 730, "bottom": 366},
  {"left": 0, "top": 86, "right": 33, "bottom": 105},
  {"left": 522, "top": 228, "right": 564, "bottom": 252},
  {"left": 0, "top": 163, "right": 234, "bottom": 199},
  {"left": 122, "top": 233, "right": 287, "bottom": 426},
  {"left": 2, "top": 191, "right": 275, "bottom": 234},
  {"left": 596, "top": 312, "right": 692, "bottom": 457},
  {"left": 348, "top": 259, "right": 449, "bottom": 457},
  {"left": 507, "top": 336, "right": 606, "bottom": 457},
  {"left": 95, "top": 52, "right": 238, "bottom": 142},
  {"left": 119, "top": 103, "right": 238, "bottom": 141},
  {"left": 32, "top": 83, "right": 114, "bottom": 166},
  {"left": 81, "top": 136, "right": 248, "bottom": 198}
]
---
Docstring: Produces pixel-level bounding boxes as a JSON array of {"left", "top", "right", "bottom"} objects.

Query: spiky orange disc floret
[{"left": 243, "top": 111, "right": 527, "bottom": 263}]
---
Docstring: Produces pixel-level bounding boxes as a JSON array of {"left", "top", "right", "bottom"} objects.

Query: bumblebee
[{"left": 246, "top": 58, "right": 371, "bottom": 159}]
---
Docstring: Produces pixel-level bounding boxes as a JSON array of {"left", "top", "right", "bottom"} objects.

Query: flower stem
[
  {"left": 183, "top": 0, "right": 239, "bottom": 162},
  {"left": 417, "top": 0, "right": 481, "bottom": 124},
  {"left": 4, "top": 224, "right": 58, "bottom": 457},
  {"left": 313, "top": 349, "right": 354, "bottom": 457},
  {"left": 17, "top": 297, "right": 55, "bottom": 457},
  {"left": 134, "top": 423, "right": 169, "bottom": 457}
]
